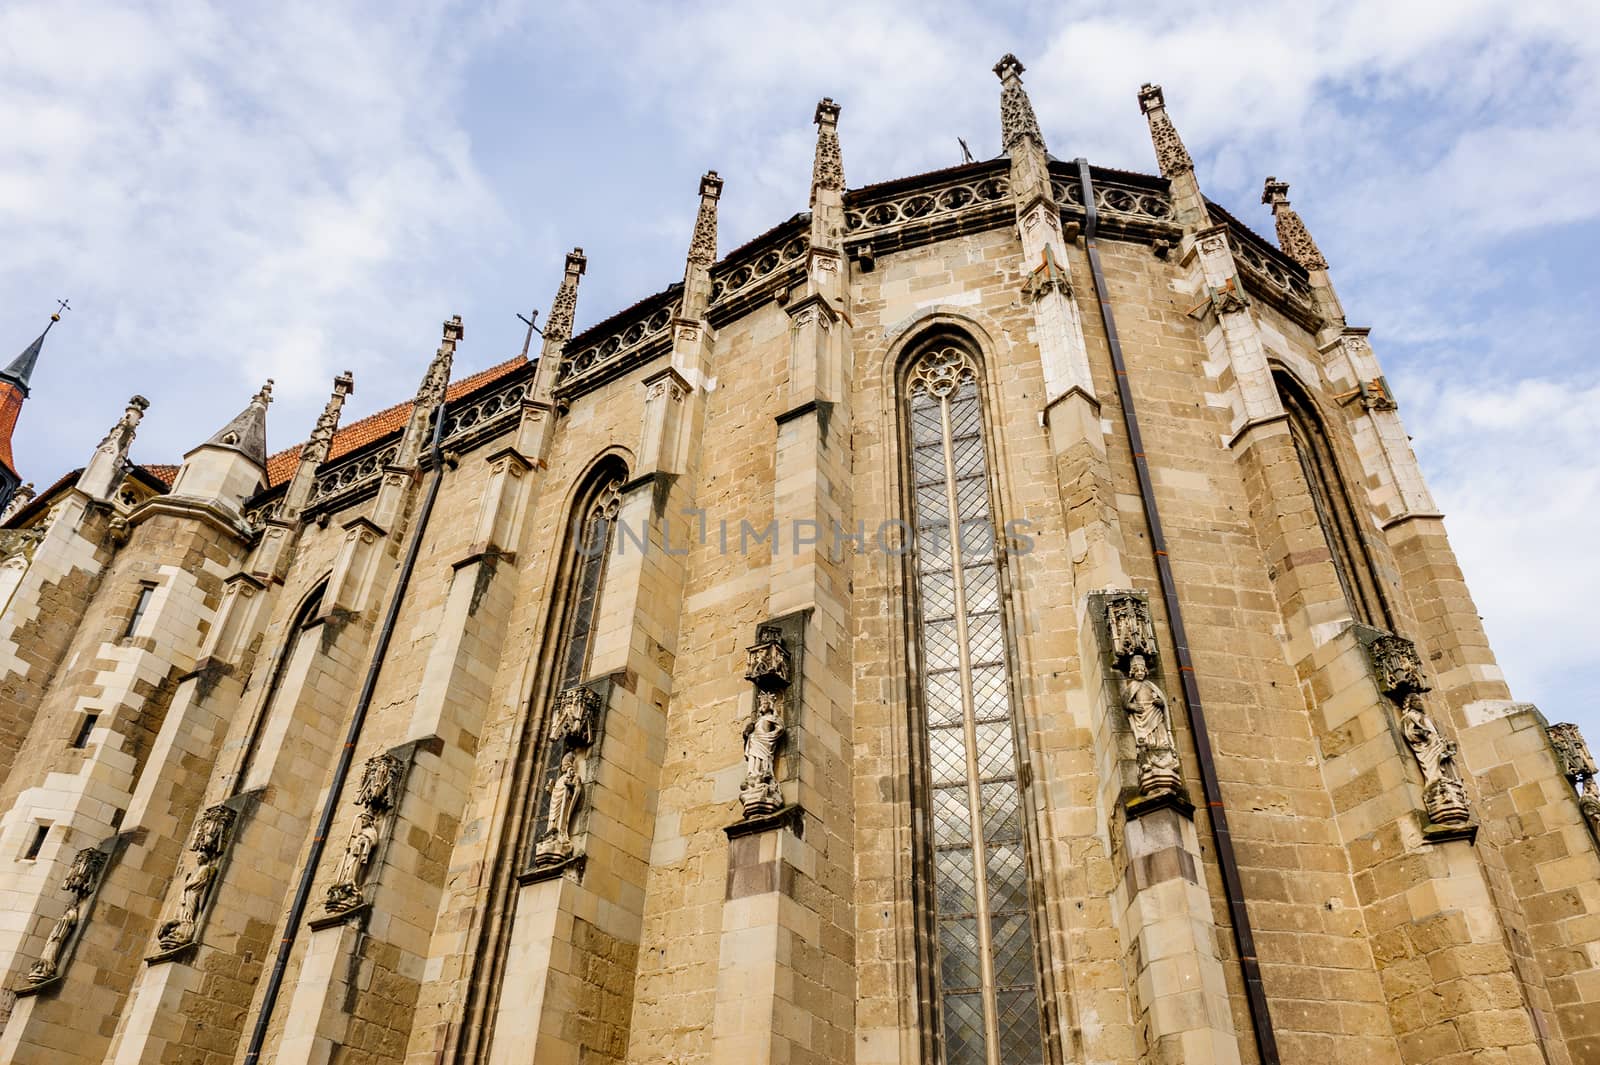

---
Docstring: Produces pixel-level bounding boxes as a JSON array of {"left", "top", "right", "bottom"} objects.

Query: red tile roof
[{"left": 263, "top": 355, "right": 528, "bottom": 486}]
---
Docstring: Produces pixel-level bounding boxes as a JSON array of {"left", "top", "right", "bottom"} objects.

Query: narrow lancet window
[
  {"left": 904, "top": 343, "right": 1045, "bottom": 1065},
  {"left": 528, "top": 466, "right": 624, "bottom": 866},
  {"left": 1276, "top": 371, "right": 1389, "bottom": 629}
]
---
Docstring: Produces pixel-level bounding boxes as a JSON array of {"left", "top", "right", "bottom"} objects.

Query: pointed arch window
[
  {"left": 527, "top": 464, "right": 624, "bottom": 860},
  {"left": 1275, "top": 371, "right": 1390, "bottom": 629},
  {"left": 239, "top": 579, "right": 327, "bottom": 791},
  {"left": 904, "top": 342, "right": 1046, "bottom": 1065}
]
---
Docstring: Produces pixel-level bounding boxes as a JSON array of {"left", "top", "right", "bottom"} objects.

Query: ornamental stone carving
[
  {"left": 1105, "top": 592, "right": 1158, "bottom": 671},
  {"left": 740, "top": 625, "right": 793, "bottom": 818},
  {"left": 27, "top": 847, "right": 107, "bottom": 985},
  {"left": 551, "top": 685, "right": 600, "bottom": 749},
  {"left": 97, "top": 395, "right": 149, "bottom": 456},
  {"left": 1549, "top": 722, "right": 1600, "bottom": 842},
  {"left": 1549, "top": 722, "right": 1597, "bottom": 782},
  {"left": 688, "top": 171, "right": 723, "bottom": 266},
  {"left": 156, "top": 804, "right": 236, "bottom": 952},
  {"left": 534, "top": 751, "right": 584, "bottom": 867},
  {"left": 1262, "top": 177, "right": 1329, "bottom": 272},
  {"left": 1369, "top": 633, "right": 1429, "bottom": 698},
  {"left": 325, "top": 753, "right": 406, "bottom": 914},
  {"left": 1137, "top": 83, "right": 1193, "bottom": 177},
  {"left": 812, "top": 98, "right": 844, "bottom": 193},
  {"left": 994, "top": 53, "right": 1044, "bottom": 151}
]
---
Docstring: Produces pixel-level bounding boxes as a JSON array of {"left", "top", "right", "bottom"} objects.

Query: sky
[{"left": 1, "top": 1, "right": 1596, "bottom": 735}]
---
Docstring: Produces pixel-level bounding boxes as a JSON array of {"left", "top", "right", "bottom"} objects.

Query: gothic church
[{"left": 0, "top": 54, "right": 1593, "bottom": 1065}]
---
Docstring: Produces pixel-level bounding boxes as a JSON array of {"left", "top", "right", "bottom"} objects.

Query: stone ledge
[
  {"left": 1421, "top": 820, "right": 1478, "bottom": 846},
  {"left": 144, "top": 940, "right": 198, "bottom": 967},
  {"left": 1125, "top": 790, "right": 1195, "bottom": 822},
  {"left": 517, "top": 854, "right": 585, "bottom": 886},
  {"left": 309, "top": 901, "right": 371, "bottom": 931},
  {"left": 725, "top": 804, "right": 805, "bottom": 840}
]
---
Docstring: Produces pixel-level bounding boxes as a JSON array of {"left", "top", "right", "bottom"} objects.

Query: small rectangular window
[
  {"left": 125, "top": 583, "right": 155, "bottom": 638},
  {"left": 71, "top": 714, "right": 98, "bottom": 749},
  {"left": 21, "top": 823, "right": 48, "bottom": 860}
]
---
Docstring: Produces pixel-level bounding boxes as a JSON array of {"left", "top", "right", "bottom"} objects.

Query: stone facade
[{"left": 0, "top": 54, "right": 1592, "bottom": 1065}]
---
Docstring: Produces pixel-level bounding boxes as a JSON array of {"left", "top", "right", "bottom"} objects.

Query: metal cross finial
[
  {"left": 517, "top": 310, "right": 543, "bottom": 359},
  {"left": 55, "top": 299, "right": 70, "bottom": 316},
  {"left": 49, "top": 298, "right": 71, "bottom": 325}
]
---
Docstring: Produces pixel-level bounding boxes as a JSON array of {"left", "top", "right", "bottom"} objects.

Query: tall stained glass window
[{"left": 905, "top": 343, "right": 1046, "bottom": 1065}]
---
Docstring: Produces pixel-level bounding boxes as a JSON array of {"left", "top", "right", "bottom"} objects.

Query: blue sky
[{"left": 2, "top": 1, "right": 1596, "bottom": 736}]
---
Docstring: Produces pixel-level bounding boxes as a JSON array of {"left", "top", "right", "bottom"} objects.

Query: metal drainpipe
[
  {"left": 242, "top": 396, "right": 451, "bottom": 1065},
  {"left": 1075, "top": 157, "right": 1281, "bottom": 1064}
]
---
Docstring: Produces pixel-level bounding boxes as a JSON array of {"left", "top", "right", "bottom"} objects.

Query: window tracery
[{"left": 904, "top": 341, "right": 1046, "bottom": 1065}]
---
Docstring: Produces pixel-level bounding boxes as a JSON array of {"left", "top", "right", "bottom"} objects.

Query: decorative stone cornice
[
  {"left": 1138, "top": 83, "right": 1193, "bottom": 177},
  {"left": 1262, "top": 176, "right": 1328, "bottom": 271},
  {"left": 994, "top": 53, "right": 1045, "bottom": 151}
]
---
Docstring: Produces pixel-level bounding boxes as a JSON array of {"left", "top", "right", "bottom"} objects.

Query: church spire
[
  {"left": 681, "top": 171, "right": 723, "bottom": 320},
  {"left": 0, "top": 302, "right": 68, "bottom": 515},
  {"left": 995, "top": 53, "right": 1045, "bottom": 153},
  {"left": 198, "top": 380, "right": 273, "bottom": 466}
]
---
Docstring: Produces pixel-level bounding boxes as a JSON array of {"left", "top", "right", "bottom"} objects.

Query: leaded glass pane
[
  {"left": 906, "top": 346, "right": 1046, "bottom": 1065},
  {"left": 995, "top": 988, "right": 1045, "bottom": 1065},
  {"left": 939, "top": 917, "right": 984, "bottom": 990},
  {"left": 943, "top": 992, "right": 988, "bottom": 1065},
  {"left": 933, "top": 786, "right": 973, "bottom": 846}
]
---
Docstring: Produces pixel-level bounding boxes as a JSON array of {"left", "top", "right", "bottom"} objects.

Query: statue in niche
[
  {"left": 535, "top": 751, "right": 583, "bottom": 866},
  {"left": 1398, "top": 693, "right": 1470, "bottom": 825},
  {"left": 26, "top": 848, "right": 105, "bottom": 984},
  {"left": 1121, "top": 654, "right": 1182, "bottom": 797},
  {"left": 157, "top": 804, "right": 235, "bottom": 951},
  {"left": 740, "top": 690, "right": 786, "bottom": 817},
  {"left": 1580, "top": 781, "right": 1600, "bottom": 840},
  {"left": 325, "top": 811, "right": 381, "bottom": 913}
]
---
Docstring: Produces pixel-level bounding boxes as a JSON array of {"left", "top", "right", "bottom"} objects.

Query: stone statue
[
  {"left": 158, "top": 856, "right": 219, "bottom": 950},
  {"left": 26, "top": 847, "right": 105, "bottom": 984},
  {"left": 1121, "top": 655, "right": 1182, "bottom": 796},
  {"left": 1398, "top": 693, "right": 1470, "bottom": 825},
  {"left": 325, "top": 811, "right": 381, "bottom": 913},
  {"left": 159, "top": 803, "right": 237, "bottom": 947},
  {"left": 1580, "top": 781, "right": 1600, "bottom": 841},
  {"left": 27, "top": 899, "right": 79, "bottom": 983},
  {"left": 535, "top": 752, "right": 583, "bottom": 866},
  {"left": 740, "top": 691, "right": 786, "bottom": 817}
]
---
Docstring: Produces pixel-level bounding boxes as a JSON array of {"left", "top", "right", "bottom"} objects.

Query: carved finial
[
  {"left": 1261, "top": 176, "right": 1329, "bottom": 271},
  {"left": 688, "top": 171, "right": 723, "bottom": 266},
  {"left": 1138, "top": 83, "right": 1193, "bottom": 177},
  {"left": 543, "top": 248, "right": 587, "bottom": 347},
  {"left": 414, "top": 318, "right": 462, "bottom": 410},
  {"left": 253, "top": 379, "right": 274, "bottom": 407},
  {"left": 307, "top": 372, "right": 353, "bottom": 464},
  {"left": 994, "top": 53, "right": 1044, "bottom": 151},
  {"left": 812, "top": 98, "right": 844, "bottom": 195}
]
